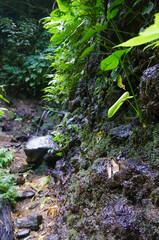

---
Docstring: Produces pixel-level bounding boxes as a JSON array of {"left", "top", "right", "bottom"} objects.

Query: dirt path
[{"left": 0, "top": 97, "right": 63, "bottom": 239}]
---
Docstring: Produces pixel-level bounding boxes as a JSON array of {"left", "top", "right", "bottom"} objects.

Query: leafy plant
[
  {"left": 0, "top": 171, "right": 17, "bottom": 204},
  {"left": 0, "top": 17, "right": 52, "bottom": 97},
  {"left": 0, "top": 148, "right": 17, "bottom": 203},
  {"left": 116, "top": 13, "right": 159, "bottom": 49},
  {"left": 43, "top": 0, "right": 105, "bottom": 104},
  {"left": 106, "top": 13, "right": 159, "bottom": 121},
  {"left": 0, "top": 148, "right": 14, "bottom": 168}
]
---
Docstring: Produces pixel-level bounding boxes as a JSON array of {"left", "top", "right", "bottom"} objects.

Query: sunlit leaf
[
  {"left": 56, "top": 0, "right": 70, "bottom": 12},
  {"left": 116, "top": 13, "right": 159, "bottom": 47},
  {"left": 101, "top": 50, "right": 126, "bottom": 71},
  {"left": 108, "top": 91, "right": 133, "bottom": 118}
]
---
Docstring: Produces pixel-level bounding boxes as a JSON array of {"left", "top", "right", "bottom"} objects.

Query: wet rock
[
  {"left": 101, "top": 200, "right": 141, "bottom": 239},
  {"left": 46, "top": 234, "right": 59, "bottom": 240},
  {"left": 16, "top": 109, "right": 26, "bottom": 118},
  {"left": 13, "top": 143, "right": 21, "bottom": 148},
  {"left": 24, "top": 136, "right": 58, "bottom": 164},
  {"left": 0, "top": 199, "right": 13, "bottom": 240},
  {"left": 114, "top": 158, "right": 157, "bottom": 203},
  {"left": 91, "top": 157, "right": 108, "bottom": 181},
  {"left": 16, "top": 229, "right": 30, "bottom": 239},
  {"left": 10, "top": 162, "right": 28, "bottom": 174},
  {"left": 68, "top": 96, "right": 81, "bottom": 112},
  {"left": 110, "top": 124, "right": 133, "bottom": 142},
  {"left": 16, "top": 135, "right": 30, "bottom": 142},
  {"left": 140, "top": 64, "right": 159, "bottom": 115},
  {"left": 16, "top": 189, "right": 35, "bottom": 199},
  {"left": 46, "top": 235, "right": 59, "bottom": 240},
  {"left": 15, "top": 215, "right": 43, "bottom": 231}
]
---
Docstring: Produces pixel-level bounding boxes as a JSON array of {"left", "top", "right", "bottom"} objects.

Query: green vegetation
[
  {"left": 0, "top": 17, "right": 53, "bottom": 97},
  {"left": 0, "top": 148, "right": 17, "bottom": 203},
  {"left": 43, "top": 0, "right": 157, "bottom": 124}
]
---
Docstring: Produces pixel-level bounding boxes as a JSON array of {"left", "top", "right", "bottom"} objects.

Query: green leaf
[
  {"left": 81, "top": 28, "right": 96, "bottom": 43},
  {"left": 80, "top": 44, "right": 95, "bottom": 58},
  {"left": 116, "top": 13, "right": 159, "bottom": 47},
  {"left": 133, "top": 0, "right": 141, "bottom": 7},
  {"left": 101, "top": 50, "right": 127, "bottom": 71},
  {"left": 155, "top": 13, "right": 159, "bottom": 28},
  {"left": 108, "top": 91, "right": 133, "bottom": 118},
  {"left": 107, "top": 0, "right": 124, "bottom": 20},
  {"left": 141, "top": 1, "right": 154, "bottom": 16},
  {"left": 0, "top": 94, "right": 9, "bottom": 103},
  {"left": 56, "top": 0, "right": 69, "bottom": 12}
]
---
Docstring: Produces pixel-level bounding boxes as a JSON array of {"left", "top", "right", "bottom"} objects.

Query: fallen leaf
[
  {"left": 107, "top": 161, "right": 112, "bottom": 178},
  {"left": 112, "top": 158, "right": 120, "bottom": 174}
]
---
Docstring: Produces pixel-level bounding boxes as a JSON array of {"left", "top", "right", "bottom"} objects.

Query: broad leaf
[
  {"left": 101, "top": 50, "right": 126, "bottom": 71},
  {"left": 80, "top": 44, "right": 95, "bottom": 58},
  {"left": 141, "top": 1, "right": 154, "bottom": 16},
  {"left": 56, "top": 0, "right": 70, "bottom": 12},
  {"left": 108, "top": 91, "right": 133, "bottom": 118},
  {"left": 116, "top": 13, "right": 159, "bottom": 47}
]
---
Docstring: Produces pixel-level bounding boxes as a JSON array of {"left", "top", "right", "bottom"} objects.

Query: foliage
[
  {"left": 106, "top": 12, "right": 159, "bottom": 121},
  {"left": 0, "top": 148, "right": 14, "bottom": 168},
  {"left": 0, "top": 87, "right": 9, "bottom": 117},
  {"left": 43, "top": 0, "right": 105, "bottom": 104},
  {"left": 0, "top": 148, "right": 17, "bottom": 203},
  {"left": 0, "top": 171, "right": 17, "bottom": 204},
  {"left": 0, "top": 17, "right": 53, "bottom": 97},
  {"left": 116, "top": 13, "right": 159, "bottom": 49},
  {"left": 44, "top": 0, "right": 156, "bottom": 124}
]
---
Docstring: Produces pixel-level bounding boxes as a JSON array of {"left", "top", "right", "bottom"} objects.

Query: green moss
[{"left": 68, "top": 229, "right": 77, "bottom": 240}]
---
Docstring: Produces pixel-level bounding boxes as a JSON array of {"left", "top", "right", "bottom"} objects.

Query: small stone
[
  {"left": 15, "top": 215, "right": 43, "bottom": 231},
  {"left": 10, "top": 163, "right": 28, "bottom": 174},
  {"left": 16, "top": 229, "right": 30, "bottom": 239},
  {"left": 14, "top": 174, "right": 25, "bottom": 185},
  {"left": 16, "top": 190, "right": 35, "bottom": 199}
]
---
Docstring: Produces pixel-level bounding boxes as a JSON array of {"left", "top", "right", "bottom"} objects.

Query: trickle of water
[{"left": 36, "top": 109, "right": 49, "bottom": 135}]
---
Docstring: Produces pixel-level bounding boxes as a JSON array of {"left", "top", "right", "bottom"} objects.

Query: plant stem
[{"left": 121, "top": 61, "right": 142, "bottom": 122}]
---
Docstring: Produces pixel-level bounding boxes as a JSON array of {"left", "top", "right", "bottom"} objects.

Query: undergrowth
[{"left": 0, "top": 148, "right": 17, "bottom": 204}]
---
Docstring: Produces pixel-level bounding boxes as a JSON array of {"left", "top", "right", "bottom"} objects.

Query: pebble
[
  {"left": 16, "top": 229, "right": 30, "bottom": 239},
  {"left": 15, "top": 215, "right": 43, "bottom": 231}
]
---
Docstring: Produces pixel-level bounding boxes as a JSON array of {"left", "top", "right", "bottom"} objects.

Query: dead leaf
[
  {"left": 107, "top": 161, "right": 112, "bottom": 178},
  {"left": 112, "top": 158, "right": 119, "bottom": 174},
  {"left": 63, "top": 174, "right": 70, "bottom": 185},
  {"left": 107, "top": 159, "right": 119, "bottom": 178}
]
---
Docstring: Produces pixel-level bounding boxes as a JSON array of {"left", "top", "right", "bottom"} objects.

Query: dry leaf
[
  {"left": 107, "top": 159, "right": 119, "bottom": 178},
  {"left": 107, "top": 161, "right": 112, "bottom": 178},
  {"left": 112, "top": 158, "right": 119, "bottom": 174},
  {"left": 63, "top": 174, "right": 70, "bottom": 185}
]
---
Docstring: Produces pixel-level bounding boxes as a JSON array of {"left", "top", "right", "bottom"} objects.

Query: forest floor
[{"left": 0, "top": 96, "right": 62, "bottom": 240}]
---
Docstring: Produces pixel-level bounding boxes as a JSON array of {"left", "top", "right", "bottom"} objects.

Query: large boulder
[
  {"left": 140, "top": 64, "right": 159, "bottom": 116},
  {"left": 24, "top": 136, "right": 58, "bottom": 165}
]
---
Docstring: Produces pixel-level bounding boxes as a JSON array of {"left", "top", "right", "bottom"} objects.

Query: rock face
[
  {"left": 0, "top": 199, "right": 13, "bottom": 240},
  {"left": 24, "top": 136, "right": 58, "bottom": 164},
  {"left": 110, "top": 124, "right": 133, "bottom": 142},
  {"left": 140, "top": 64, "right": 159, "bottom": 115}
]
